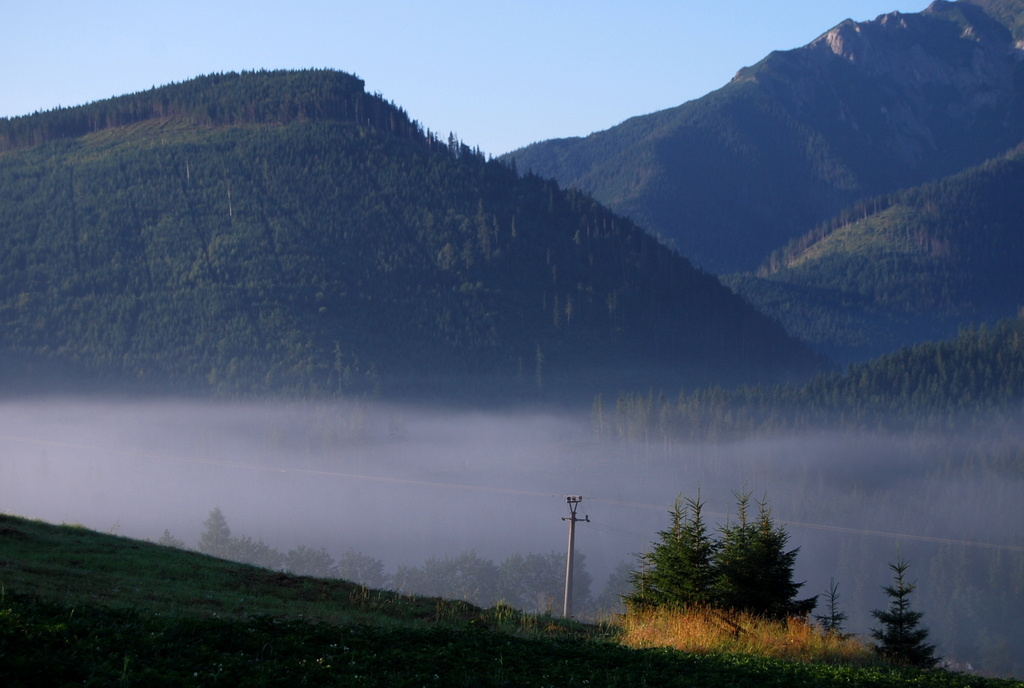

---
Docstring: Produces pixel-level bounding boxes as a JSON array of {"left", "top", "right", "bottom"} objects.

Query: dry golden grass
[{"left": 618, "top": 606, "right": 882, "bottom": 667}]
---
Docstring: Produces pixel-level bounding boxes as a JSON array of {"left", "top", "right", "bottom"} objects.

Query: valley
[{"left": 3, "top": 0, "right": 1024, "bottom": 681}]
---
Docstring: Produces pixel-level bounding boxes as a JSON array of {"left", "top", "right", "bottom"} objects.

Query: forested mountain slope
[
  {"left": 612, "top": 314, "right": 1024, "bottom": 440},
  {"left": 726, "top": 145, "right": 1024, "bottom": 362},
  {"left": 0, "top": 70, "right": 821, "bottom": 402},
  {"left": 505, "top": 0, "right": 1024, "bottom": 274}
]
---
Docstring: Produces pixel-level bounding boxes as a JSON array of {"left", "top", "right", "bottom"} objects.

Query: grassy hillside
[
  {"left": 0, "top": 70, "right": 821, "bottom": 403},
  {"left": 2, "top": 513, "right": 1019, "bottom": 686}
]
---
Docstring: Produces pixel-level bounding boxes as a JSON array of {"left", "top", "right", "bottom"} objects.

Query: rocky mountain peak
[
  {"left": 815, "top": 2, "right": 1016, "bottom": 72},
  {"left": 796, "top": 0, "right": 1022, "bottom": 130}
]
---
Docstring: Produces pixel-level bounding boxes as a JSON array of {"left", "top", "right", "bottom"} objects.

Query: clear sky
[{"left": 3, "top": 1, "right": 932, "bottom": 156}]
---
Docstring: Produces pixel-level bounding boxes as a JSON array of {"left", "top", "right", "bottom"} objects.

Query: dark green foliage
[
  {"left": 628, "top": 493, "right": 813, "bottom": 620},
  {"left": 711, "top": 493, "right": 815, "bottom": 620},
  {"left": 625, "top": 493, "right": 718, "bottom": 610},
  {"left": 730, "top": 147, "right": 1024, "bottom": 363},
  {"left": 815, "top": 578, "right": 848, "bottom": 637},
  {"left": 0, "top": 69, "right": 820, "bottom": 401},
  {"left": 0, "top": 69, "right": 412, "bottom": 152},
  {"left": 871, "top": 557, "right": 938, "bottom": 669},
  {"left": 7, "top": 592, "right": 1010, "bottom": 688},
  {"left": 609, "top": 315, "right": 1024, "bottom": 440},
  {"left": 965, "top": 0, "right": 1024, "bottom": 41}
]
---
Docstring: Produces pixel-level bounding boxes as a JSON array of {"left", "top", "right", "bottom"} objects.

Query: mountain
[
  {"left": 504, "top": 0, "right": 1024, "bottom": 274},
  {"left": 0, "top": 70, "right": 822, "bottom": 402},
  {"left": 726, "top": 144, "right": 1024, "bottom": 362}
]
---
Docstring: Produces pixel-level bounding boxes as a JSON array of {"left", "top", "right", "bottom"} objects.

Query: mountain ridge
[
  {"left": 0, "top": 70, "right": 823, "bottom": 402},
  {"left": 505, "top": 0, "right": 1024, "bottom": 274},
  {"left": 0, "top": 69, "right": 418, "bottom": 152}
]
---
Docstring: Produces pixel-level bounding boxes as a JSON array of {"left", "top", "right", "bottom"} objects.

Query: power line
[
  {"left": 1, "top": 433, "right": 1021, "bottom": 554},
  {"left": 585, "top": 495, "right": 1024, "bottom": 552}
]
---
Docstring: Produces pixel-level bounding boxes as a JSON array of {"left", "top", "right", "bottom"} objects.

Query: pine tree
[
  {"left": 197, "top": 507, "right": 232, "bottom": 558},
  {"left": 156, "top": 529, "right": 187, "bottom": 550},
  {"left": 627, "top": 491, "right": 813, "bottom": 619},
  {"left": 814, "top": 577, "right": 848, "bottom": 636},
  {"left": 712, "top": 492, "right": 815, "bottom": 619},
  {"left": 870, "top": 556, "right": 938, "bottom": 668},
  {"left": 625, "top": 492, "right": 718, "bottom": 610}
]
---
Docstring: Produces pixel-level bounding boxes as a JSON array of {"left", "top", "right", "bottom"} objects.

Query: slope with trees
[
  {"left": 0, "top": 70, "right": 822, "bottom": 402},
  {"left": 727, "top": 145, "right": 1024, "bottom": 362},
  {"left": 608, "top": 315, "right": 1024, "bottom": 441},
  {"left": 10, "top": 513, "right": 1023, "bottom": 685}
]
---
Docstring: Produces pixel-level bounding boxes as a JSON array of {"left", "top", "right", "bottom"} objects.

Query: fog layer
[{"left": 1, "top": 398, "right": 1021, "bottom": 675}]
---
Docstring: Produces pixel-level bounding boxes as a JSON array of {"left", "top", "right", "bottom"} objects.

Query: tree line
[
  {"left": 0, "top": 69, "right": 439, "bottom": 156},
  {"left": 162, "top": 507, "right": 622, "bottom": 617},
  {"left": 601, "top": 315, "right": 1024, "bottom": 442}
]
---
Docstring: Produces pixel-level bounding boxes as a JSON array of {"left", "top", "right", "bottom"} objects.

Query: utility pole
[{"left": 562, "top": 495, "right": 590, "bottom": 618}]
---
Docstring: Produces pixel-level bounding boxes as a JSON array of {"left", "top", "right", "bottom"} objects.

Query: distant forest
[{"left": 606, "top": 316, "right": 1024, "bottom": 441}]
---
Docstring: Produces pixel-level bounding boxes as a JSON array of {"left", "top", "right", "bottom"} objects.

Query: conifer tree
[
  {"left": 197, "top": 507, "right": 232, "bottom": 558},
  {"left": 870, "top": 556, "right": 938, "bottom": 668},
  {"left": 712, "top": 492, "right": 815, "bottom": 619},
  {"left": 156, "top": 529, "right": 187, "bottom": 550},
  {"left": 625, "top": 492, "right": 718, "bottom": 610},
  {"left": 814, "top": 577, "right": 848, "bottom": 636}
]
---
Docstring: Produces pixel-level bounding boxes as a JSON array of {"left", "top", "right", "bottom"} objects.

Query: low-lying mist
[{"left": 1, "top": 397, "right": 1021, "bottom": 676}]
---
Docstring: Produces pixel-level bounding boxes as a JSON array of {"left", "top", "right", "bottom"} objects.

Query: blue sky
[{"left": 3, "top": 1, "right": 931, "bottom": 156}]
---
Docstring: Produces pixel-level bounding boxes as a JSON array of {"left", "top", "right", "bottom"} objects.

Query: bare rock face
[
  {"left": 816, "top": 3, "right": 1019, "bottom": 104},
  {"left": 742, "top": 0, "right": 1024, "bottom": 175}
]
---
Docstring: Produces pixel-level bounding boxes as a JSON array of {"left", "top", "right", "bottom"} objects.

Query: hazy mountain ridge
[
  {"left": 0, "top": 70, "right": 822, "bottom": 401},
  {"left": 506, "top": 0, "right": 1024, "bottom": 274}
]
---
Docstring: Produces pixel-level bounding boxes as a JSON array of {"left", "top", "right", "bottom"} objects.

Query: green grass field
[{"left": 1, "top": 513, "right": 1020, "bottom": 687}]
